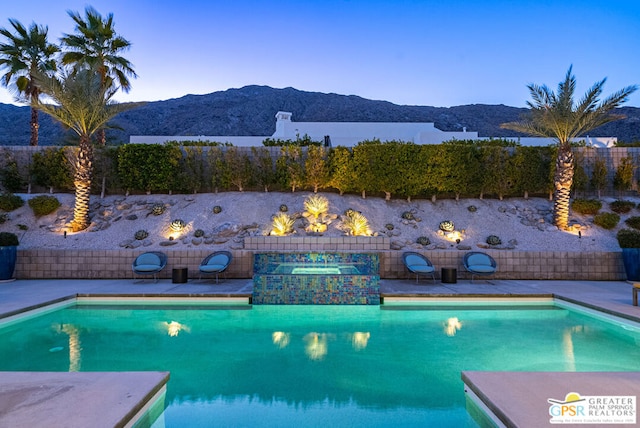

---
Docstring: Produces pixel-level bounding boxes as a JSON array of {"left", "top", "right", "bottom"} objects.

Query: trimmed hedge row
[{"left": 0, "top": 140, "right": 634, "bottom": 199}]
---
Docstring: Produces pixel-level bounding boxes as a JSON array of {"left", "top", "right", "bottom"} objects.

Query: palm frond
[{"left": 501, "top": 67, "right": 637, "bottom": 145}]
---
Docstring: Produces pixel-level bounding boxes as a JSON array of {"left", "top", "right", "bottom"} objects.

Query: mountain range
[{"left": 1, "top": 85, "right": 639, "bottom": 146}]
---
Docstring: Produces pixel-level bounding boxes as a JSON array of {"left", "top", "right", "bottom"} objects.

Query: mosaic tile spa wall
[{"left": 252, "top": 252, "right": 380, "bottom": 305}]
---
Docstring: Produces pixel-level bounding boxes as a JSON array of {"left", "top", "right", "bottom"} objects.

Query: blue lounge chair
[
  {"left": 463, "top": 251, "right": 497, "bottom": 282},
  {"left": 132, "top": 251, "right": 167, "bottom": 282},
  {"left": 199, "top": 251, "right": 232, "bottom": 283},
  {"left": 402, "top": 252, "right": 436, "bottom": 284}
]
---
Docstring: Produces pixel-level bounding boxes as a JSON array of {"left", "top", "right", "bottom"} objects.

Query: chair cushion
[
  {"left": 409, "top": 265, "right": 435, "bottom": 274},
  {"left": 200, "top": 264, "right": 226, "bottom": 273},
  {"left": 206, "top": 254, "right": 229, "bottom": 266},
  {"left": 135, "top": 264, "right": 162, "bottom": 272},
  {"left": 468, "top": 265, "right": 495, "bottom": 273},
  {"left": 136, "top": 253, "right": 161, "bottom": 266},
  {"left": 467, "top": 254, "right": 492, "bottom": 266},
  {"left": 405, "top": 255, "right": 426, "bottom": 266}
]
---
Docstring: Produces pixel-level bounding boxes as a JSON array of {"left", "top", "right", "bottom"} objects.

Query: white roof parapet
[{"left": 131, "top": 112, "right": 618, "bottom": 148}]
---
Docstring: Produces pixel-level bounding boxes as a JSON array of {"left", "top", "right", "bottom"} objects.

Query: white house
[{"left": 130, "top": 111, "right": 616, "bottom": 147}]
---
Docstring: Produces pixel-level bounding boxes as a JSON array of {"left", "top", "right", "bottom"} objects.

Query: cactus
[
  {"left": 385, "top": 223, "right": 394, "bottom": 231},
  {"left": 279, "top": 204, "right": 288, "bottom": 212},
  {"left": 194, "top": 229, "right": 205, "bottom": 238},
  {"left": 134, "top": 229, "right": 149, "bottom": 240},
  {"left": 416, "top": 236, "right": 430, "bottom": 246},
  {"left": 467, "top": 205, "right": 477, "bottom": 212},
  {"left": 486, "top": 235, "right": 502, "bottom": 245},
  {"left": 170, "top": 219, "right": 186, "bottom": 232},
  {"left": 212, "top": 205, "right": 222, "bottom": 214},
  {"left": 439, "top": 220, "right": 455, "bottom": 232}
]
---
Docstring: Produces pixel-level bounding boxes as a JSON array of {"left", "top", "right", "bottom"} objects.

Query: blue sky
[{"left": 1, "top": 0, "right": 639, "bottom": 107}]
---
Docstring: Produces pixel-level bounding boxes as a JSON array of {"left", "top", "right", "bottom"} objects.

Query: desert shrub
[
  {"left": 486, "top": 235, "right": 502, "bottom": 245},
  {"left": 593, "top": 212, "right": 620, "bottom": 230},
  {"left": 134, "top": 230, "right": 149, "bottom": 240},
  {"left": 28, "top": 195, "right": 61, "bottom": 216},
  {"left": 0, "top": 193, "right": 24, "bottom": 211},
  {"left": 571, "top": 198, "right": 601, "bottom": 215},
  {"left": 609, "top": 200, "right": 635, "bottom": 214},
  {"left": 401, "top": 211, "right": 415, "bottom": 220},
  {"left": 625, "top": 216, "right": 640, "bottom": 230},
  {"left": 617, "top": 229, "right": 640, "bottom": 248},
  {"left": 416, "top": 236, "right": 430, "bottom": 245}
]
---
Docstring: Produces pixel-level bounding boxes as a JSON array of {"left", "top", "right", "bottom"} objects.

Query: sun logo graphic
[
  {"left": 548, "top": 392, "right": 636, "bottom": 424},
  {"left": 548, "top": 392, "right": 586, "bottom": 420}
]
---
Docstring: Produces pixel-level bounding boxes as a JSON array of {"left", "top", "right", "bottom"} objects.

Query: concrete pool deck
[{"left": 0, "top": 277, "right": 638, "bottom": 427}]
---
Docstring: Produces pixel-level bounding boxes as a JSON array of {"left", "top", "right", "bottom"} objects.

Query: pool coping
[
  {"left": 0, "top": 371, "right": 170, "bottom": 428},
  {"left": 462, "top": 371, "right": 640, "bottom": 428}
]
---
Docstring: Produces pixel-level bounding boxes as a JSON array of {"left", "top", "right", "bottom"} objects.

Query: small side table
[
  {"left": 441, "top": 268, "right": 457, "bottom": 284},
  {"left": 172, "top": 267, "right": 188, "bottom": 284}
]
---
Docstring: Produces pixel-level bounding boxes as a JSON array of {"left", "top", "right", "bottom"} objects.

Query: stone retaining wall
[{"left": 15, "top": 247, "right": 625, "bottom": 281}]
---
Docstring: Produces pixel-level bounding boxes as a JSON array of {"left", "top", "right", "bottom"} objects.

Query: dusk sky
[{"left": 1, "top": 0, "right": 639, "bottom": 108}]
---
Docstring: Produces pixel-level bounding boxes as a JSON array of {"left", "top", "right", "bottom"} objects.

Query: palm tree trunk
[
  {"left": 71, "top": 136, "right": 94, "bottom": 231},
  {"left": 553, "top": 144, "right": 574, "bottom": 230},
  {"left": 30, "top": 107, "right": 39, "bottom": 146},
  {"left": 98, "top": 128, "right": 106, "bottom": 145}
]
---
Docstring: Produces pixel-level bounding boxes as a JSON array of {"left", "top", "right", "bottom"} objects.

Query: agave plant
[
  {"left": 271, "top": 212, "right": 295, "bottom": 236},
  {"left": 150, "top": 203, "right": 165, "bottom": 216},
  {"left": 486, "top": 235, "right": 502, "bottom": 245},
  {"left": 134, "top": 229, "right": 149, "bottom": 240},
  {"left": 304, "top": 194, "right": 329, "bottom": 218},
  {"left": 342, "top": 211, "right": 371, "bottom": 236},
  {"left": 439, "top": 220, "right": 455, "bottom": 232},
  {"left": 170, "top": 219, "right": 186, "bottom": 232}
]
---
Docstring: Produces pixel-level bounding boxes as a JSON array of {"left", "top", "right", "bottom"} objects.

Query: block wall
[{"left": 14, "top": 247, "right": 625, "bottom": 281}]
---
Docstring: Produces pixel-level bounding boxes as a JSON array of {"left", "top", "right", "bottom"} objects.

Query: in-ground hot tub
[{"left": 252, "top": 252, "right": 380, "bottom": 305}]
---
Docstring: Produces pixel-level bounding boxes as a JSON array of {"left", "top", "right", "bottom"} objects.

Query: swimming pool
[{"left": 1, "top": 299, "right": 639, "bottom": 427}]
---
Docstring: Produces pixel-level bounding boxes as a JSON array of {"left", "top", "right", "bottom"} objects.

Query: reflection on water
[
  {"left": 274, "top": 331, "right": 371, "bottom": 357},
  {"left": 54, "top": 324, "right": 82, "bottom": 372},
  {"left": 163, "top": 321, "right": 189, "bottom": 337},
  {"left": 443, "top": 317, "right": 462, "bottom": 336},
  {"left": 272, "top": 331, "right": 290, "bottom": 348},
  {"left": 351, "top": 332, "right": 370, "bottom": 350},
  {"left": 304, "top": 332, "right": 329, "bottom": 360}
]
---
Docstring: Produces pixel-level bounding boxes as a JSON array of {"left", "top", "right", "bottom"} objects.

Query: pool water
[{"left": 1, "top": 302, "right": 639, "bottom": 427}]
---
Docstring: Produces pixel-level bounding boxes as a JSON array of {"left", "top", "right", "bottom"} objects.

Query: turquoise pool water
[{"left": 1, "top": 301, "right": 639, "bottom": 427}]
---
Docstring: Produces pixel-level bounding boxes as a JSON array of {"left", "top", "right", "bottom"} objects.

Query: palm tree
[
  {"left": 501, "top": 67, "right": 637, "bottom": 230},
  {"left": 60, "top": 6, "right": 137, "bottom": 144},
  {"left": 32, "top": 66, "right": 133, "bottom": 231},
  {"left": 0, "top": 19, "right": 59, "bottom": 146}
]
